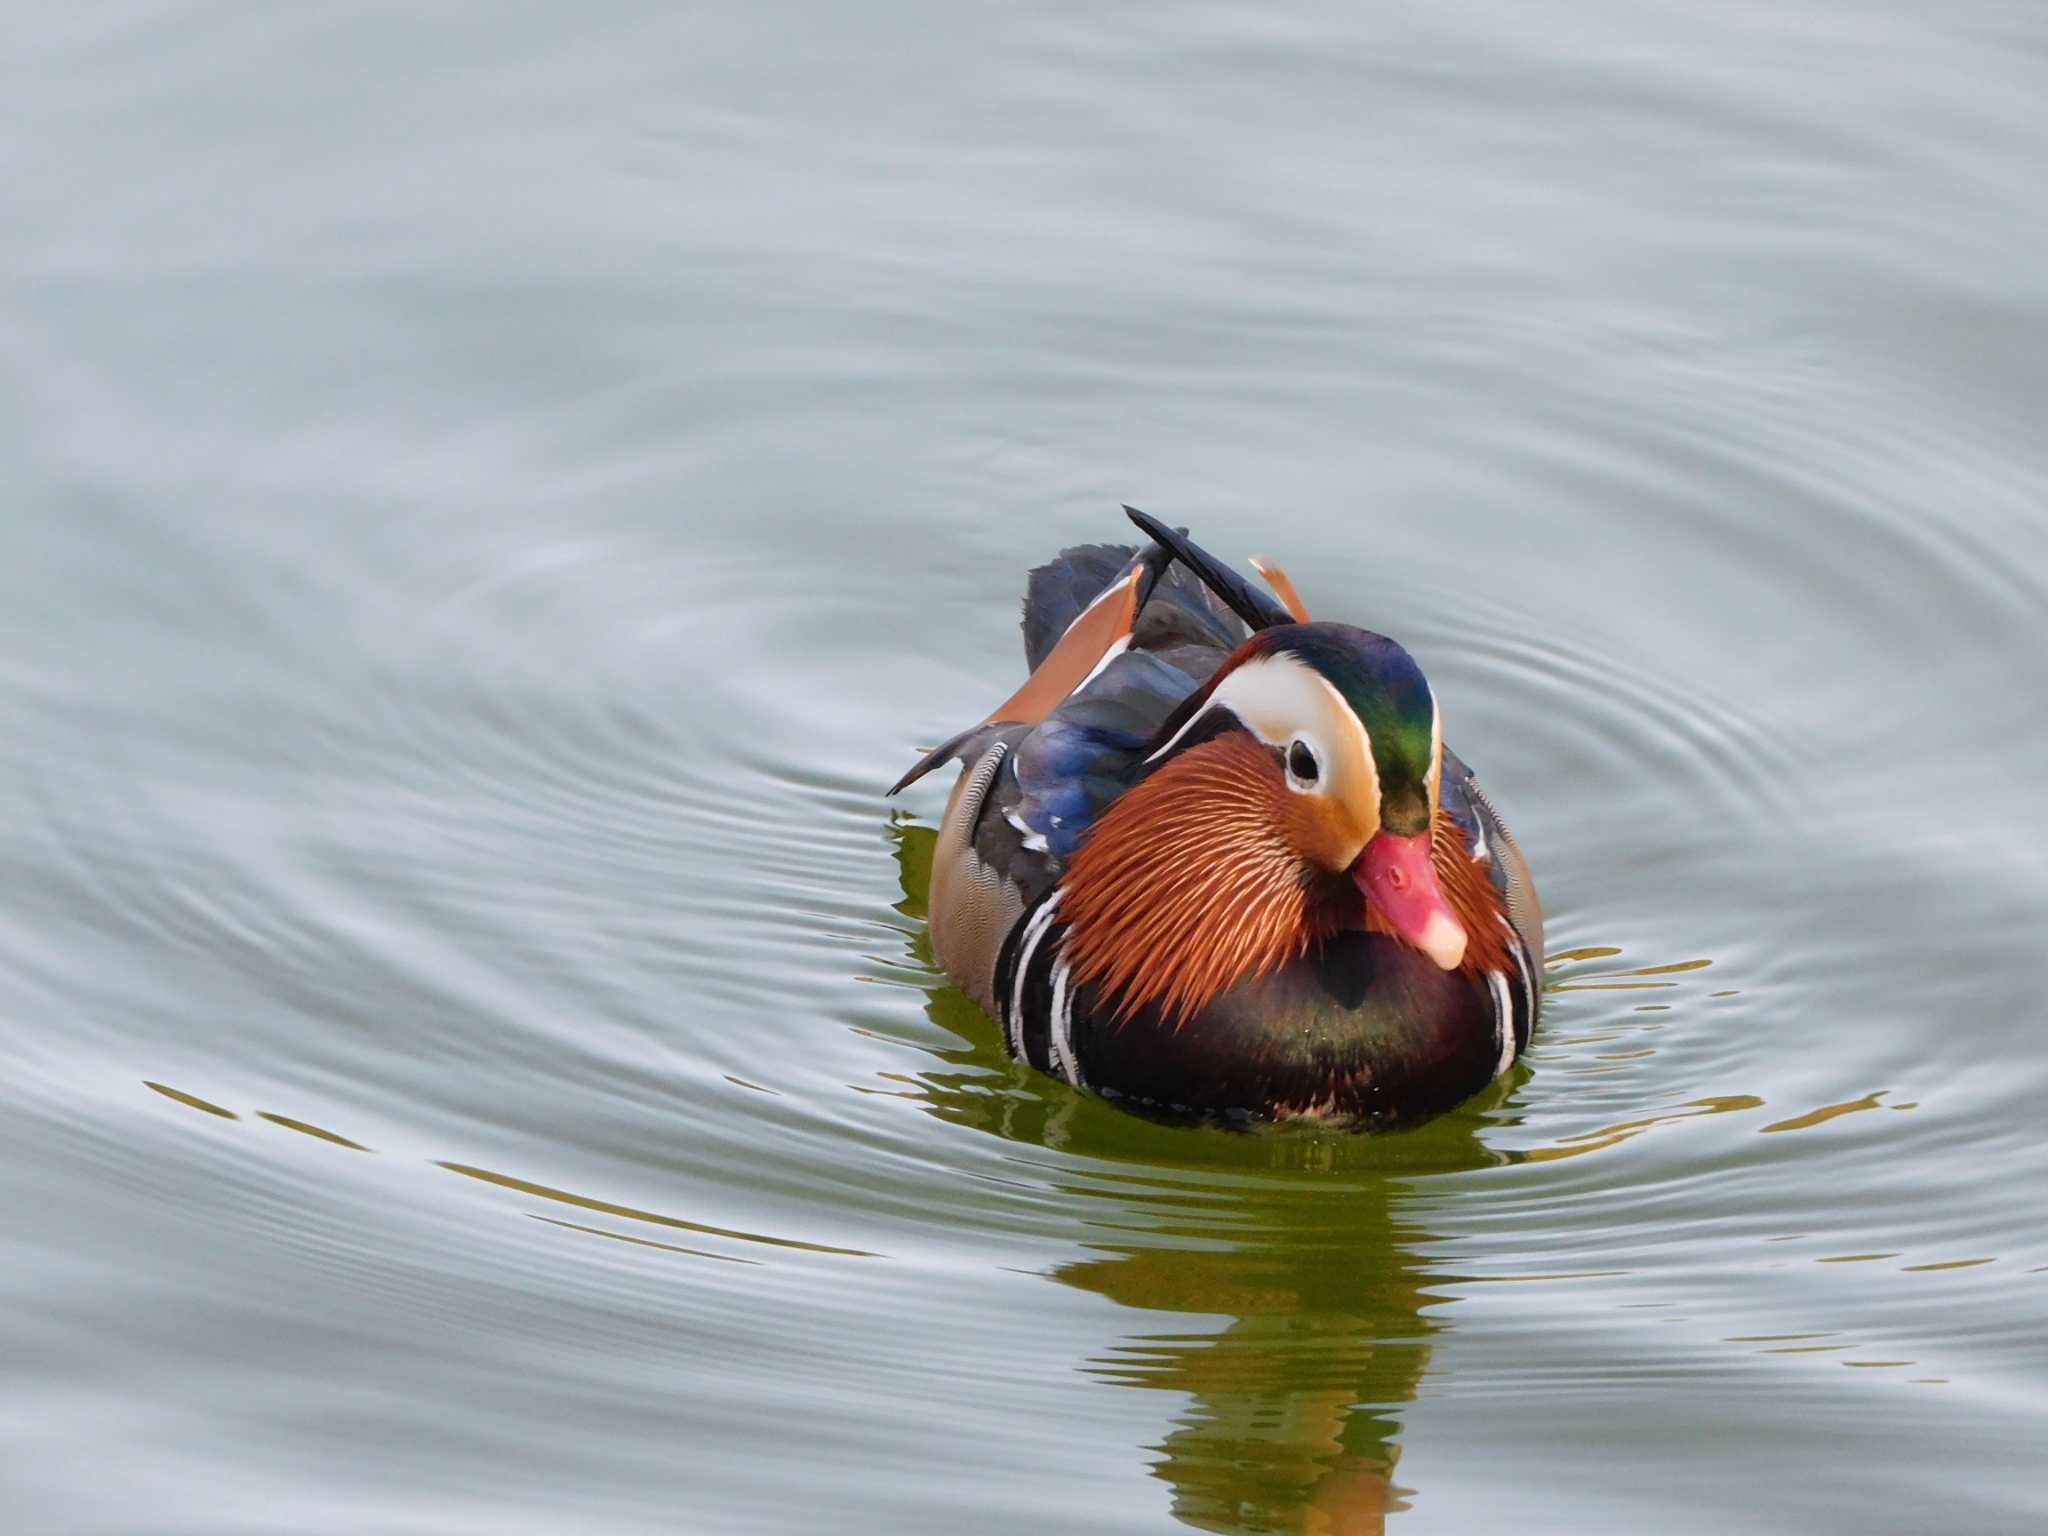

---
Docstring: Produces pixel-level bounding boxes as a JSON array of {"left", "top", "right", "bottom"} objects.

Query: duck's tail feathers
[
  {"left": 1122, "top": 507, "right": 1298, "bottom": 633},
  {"left": 887, "top": 722, "right": 999, "bottom": 797}
]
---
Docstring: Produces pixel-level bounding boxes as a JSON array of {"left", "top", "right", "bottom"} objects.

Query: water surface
[{"left": 5, "top": 2, "right": 2047, "bottom": 1532}]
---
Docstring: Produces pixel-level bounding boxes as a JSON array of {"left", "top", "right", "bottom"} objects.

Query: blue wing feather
[{"left": 1008, "top": 649, "right": 1206, "bottom": 857}]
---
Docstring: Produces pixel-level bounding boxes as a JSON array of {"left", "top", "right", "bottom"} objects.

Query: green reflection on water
[{"left": 888, "top": 816, "right": 1514, "bottom": 1534}]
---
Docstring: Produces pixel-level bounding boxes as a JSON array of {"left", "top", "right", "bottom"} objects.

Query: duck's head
[{"left": 1061, "top": 622, "right": 1486, "bottom": 1025}]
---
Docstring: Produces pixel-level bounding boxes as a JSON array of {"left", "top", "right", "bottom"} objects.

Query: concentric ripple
[{"left": 6, "top": 0, "right": 2048, "bottom": 1527}]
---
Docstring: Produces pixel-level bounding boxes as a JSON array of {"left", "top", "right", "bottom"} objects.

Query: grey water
[{"left": 5, "top": 2, "right": 2047, "bottom": 1532}]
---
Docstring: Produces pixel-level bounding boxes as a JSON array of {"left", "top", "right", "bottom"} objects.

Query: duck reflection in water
[
  {"left": 889, "top": 819, "right": 1508, "bottom": 1536},
  {"left": 1058, "top": 1183, "right": 1454, "bottom": 1535}
]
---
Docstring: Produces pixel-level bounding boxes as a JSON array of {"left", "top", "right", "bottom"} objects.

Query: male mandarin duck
[{"left": 890, "top": 510, "right": 1542, "bottom": 1124}]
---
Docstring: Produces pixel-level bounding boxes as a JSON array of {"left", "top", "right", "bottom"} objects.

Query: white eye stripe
[
  {"left": 1151, "top": 656, "right": 1366, "bottom": 751},
  {"left": 1143, "top": 652, "right": 1378, "bottom": 860}
]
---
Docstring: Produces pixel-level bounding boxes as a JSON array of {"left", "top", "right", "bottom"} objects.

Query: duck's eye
[{"left": 1287, "top": 739, "right": 1320, "bottom": 784}]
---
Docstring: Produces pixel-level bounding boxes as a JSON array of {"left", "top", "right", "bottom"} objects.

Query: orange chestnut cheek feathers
[{"left": 1353, "top": 830, "right": 1468, "bottom": 971}]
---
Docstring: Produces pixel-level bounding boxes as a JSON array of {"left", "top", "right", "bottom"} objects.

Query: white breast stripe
[
  {"left": 1007, "top": 892, "right": 1063, "bottom": 1059},
  {"left": 1047, "top": 959, "right": 1081, "bottom": 1086},
  {"left": 1508, "top": 931, "right": 1537, "bottom": 1045},
  {"left": 1487, "top": 970, "right": 1516, "bottom": 1079}
]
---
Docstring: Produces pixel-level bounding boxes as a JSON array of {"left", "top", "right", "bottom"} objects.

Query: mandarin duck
[{"left": 890, "top": 510, "right": 1542, "bottom": 1123}]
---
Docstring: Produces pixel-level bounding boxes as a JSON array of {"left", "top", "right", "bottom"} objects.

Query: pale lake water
[{"left": 6, "top": 4, "right": 2048, "bottom": 1532}]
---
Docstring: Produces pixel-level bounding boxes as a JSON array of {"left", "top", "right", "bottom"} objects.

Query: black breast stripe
[
  {"left": 1510, "top": 929, "right": 1538, "bottom": 1053},
  {"left": 993, "top": 889, "right": 1066, "bottom": 1073}
]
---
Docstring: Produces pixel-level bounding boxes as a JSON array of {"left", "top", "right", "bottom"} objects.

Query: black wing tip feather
[
  {"left": 886, "top": 722, "right": 985, "bottom": 796},
  {"left": 1121, "top": 506, "right": 1293, "bottom": 633}
]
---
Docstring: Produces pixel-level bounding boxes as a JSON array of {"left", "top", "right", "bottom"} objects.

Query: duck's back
[
  {"left": 927, "top": 541, "right": 1246, "bottom": 1016},
  {"left": 1020, "top": 540, "right": 1247, "bottom": 676}
]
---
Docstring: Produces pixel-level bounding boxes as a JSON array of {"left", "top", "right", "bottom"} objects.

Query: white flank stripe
[
  {"left": 1509, "top": 933, "right": 1537, "bottom": 1045},
  {"left": 1007, "top": 892, "right": 1063, "bottom": 1059},
  {"left": 1487, "top": 970, "right": 1516, "bottom": 1079},
  {"left": 1047, "top": 959, "right": 1081, "bottom": 1086}
]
